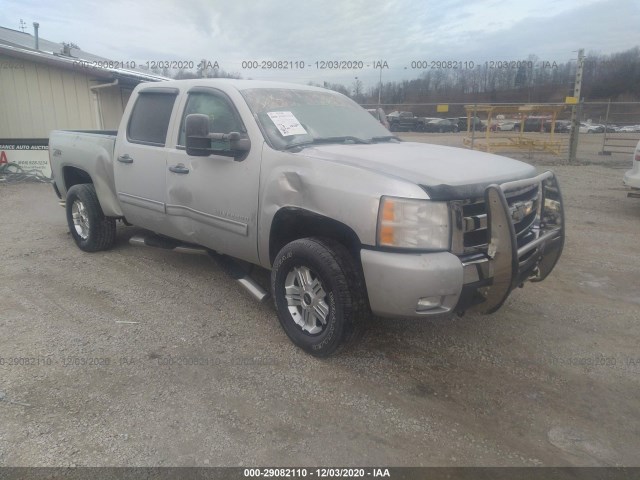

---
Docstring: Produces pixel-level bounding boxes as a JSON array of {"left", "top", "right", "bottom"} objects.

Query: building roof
[{"left": 0, "top": 25, "right": 168, "bottom": 84}]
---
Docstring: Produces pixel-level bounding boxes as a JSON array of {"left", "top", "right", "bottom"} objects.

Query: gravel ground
[{"left": 0, "top": 138, "right": 639, "bottom": 467}]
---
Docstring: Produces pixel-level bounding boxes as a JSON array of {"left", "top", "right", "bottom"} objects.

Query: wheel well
[
  {"left": 63, "top": 166, "right": 93, "bottom": 191},
  {"left": 269, "top": 208, "right": 362, "bottom": 266}
]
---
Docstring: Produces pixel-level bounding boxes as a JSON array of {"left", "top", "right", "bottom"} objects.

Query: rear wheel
[
  {"left": 271, "top": 237, "right": 368, "bottom": 356},
  {"left": 65, "top": 184, "right": 116, "bottom": 252}
]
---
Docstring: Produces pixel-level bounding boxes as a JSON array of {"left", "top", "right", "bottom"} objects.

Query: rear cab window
[{"left": 127, "top": 90, "right": 178, "bottom": 146}]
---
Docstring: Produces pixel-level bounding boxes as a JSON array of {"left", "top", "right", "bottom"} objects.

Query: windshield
[{"left": 240, "top": 88, "right": 392, "bottom": 150}]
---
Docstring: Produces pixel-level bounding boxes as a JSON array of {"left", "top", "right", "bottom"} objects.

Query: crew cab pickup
[
  {"left": 49, "top": 79, "right": 565, "bottom": 356},
  {"left": 386, "top": 111, "right": 421, "bottom": 132}
]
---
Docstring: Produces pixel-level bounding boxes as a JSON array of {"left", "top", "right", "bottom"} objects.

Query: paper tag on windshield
[{"left": 267, "top": 111, "right": 308, "bottom": 137}]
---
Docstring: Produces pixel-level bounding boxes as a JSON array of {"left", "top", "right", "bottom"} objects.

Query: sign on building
[{"left": 0, "top": 139, "right": 51, "bottom": 178}]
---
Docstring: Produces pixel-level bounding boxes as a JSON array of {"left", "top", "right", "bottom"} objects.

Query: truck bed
[{"left": 49, "top": 130, "right": 122, "bottom": 217}]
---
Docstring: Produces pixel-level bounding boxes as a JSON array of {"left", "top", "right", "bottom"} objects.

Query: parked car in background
[
  {"left": 387, "top": 111, "right": 420, "bottom": 132},
  {"left": 447, "top": 118, "right": 460, "bottom": 129},
  {"left": 623, "top": 139, "right": 640, "bottom": 198},
  {"left": 367, "top": 108, "right": 390, "bottom": 129},
  {"left": 544, "top": 120, "right": 571, "bottom": 133},
  {"left": 618, "top": 125, "right": 640, "bottom": 133},
  {"left": 454, "top": 116, "right": 484, "bottom": 132},
  {"left": 421, "top": 118, "right": 459, "bottom": 133},
  {"left": 416, "top": 117, "right": 439, "bottom": 130},
  {"left": 497, "top": 121, "right": 518, "bottom": 131},
  {"left": 579, "top": 122, "right": 604, "bottom": 133},
  {"left": 514, "top": 117, "right": 548, "bottom": 132}
]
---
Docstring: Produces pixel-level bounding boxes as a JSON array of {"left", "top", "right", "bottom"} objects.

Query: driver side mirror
[{"left": 185, "top": 113, "right": 251, "bottom": 159}]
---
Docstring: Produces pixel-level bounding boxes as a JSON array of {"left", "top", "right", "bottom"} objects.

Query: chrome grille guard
[{"left": 470, "top": 170, "right": 565, "bottom": 314}]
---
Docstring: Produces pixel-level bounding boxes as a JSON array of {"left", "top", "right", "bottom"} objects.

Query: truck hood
[{"left": 297, "top": 142, "right": 538, "bottom": 200}]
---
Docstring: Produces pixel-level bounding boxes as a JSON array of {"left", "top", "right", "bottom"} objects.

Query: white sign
[
  {"left": 267, "top": 111, "right": 308, "bottom": 137},
  {"left": 0, "top": 143, "right": 51, "bottom": 178}
]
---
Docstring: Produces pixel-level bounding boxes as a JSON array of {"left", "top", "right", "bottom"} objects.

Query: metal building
[{"left": 0, "top": 24, "right": 167, "bottom": 177}]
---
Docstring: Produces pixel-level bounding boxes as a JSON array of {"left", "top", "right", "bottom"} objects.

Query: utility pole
[
  {"left": 568, "top": 49, "right": 585, "bottom": 164},
  {"left": 471, "top": 83, "right": 479, "bottom": 150},
  {"left": 378, "top": 66, "right": 382, "bottom": 107}
]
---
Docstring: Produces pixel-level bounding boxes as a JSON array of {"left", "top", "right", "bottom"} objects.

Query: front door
[{"left": 164, "top": 87, "right": 261, "bottom": 263}]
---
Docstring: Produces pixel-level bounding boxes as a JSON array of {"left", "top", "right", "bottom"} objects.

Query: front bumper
[
  {"left": 360, "top": 249, "right": 463, "bottom": 317},
  {"left": 361, "top": 171, "right": 565, "bottom": 318}
]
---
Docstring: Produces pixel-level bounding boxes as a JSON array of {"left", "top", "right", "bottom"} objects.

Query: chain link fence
[
  {"left": 581, "top": 101, "right": 640, "bottom": 156},
  {"left": 362, "top": 101, "right": 640, "bottom": 164}
]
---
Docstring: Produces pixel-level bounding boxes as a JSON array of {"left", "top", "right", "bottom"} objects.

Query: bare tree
[{"left": 351, "top": 77, "right": 364, "bottom": 101}]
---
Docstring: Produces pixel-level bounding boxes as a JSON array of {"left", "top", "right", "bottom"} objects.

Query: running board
[
  {"left": 129, "top": 234, "right": 208, "bottom": 255},
  {"left": 128, "top": 234, "right": 269, "bottom": 302},
  {"left": 237, "top": 277, "right": 269, "bottom": 303}
]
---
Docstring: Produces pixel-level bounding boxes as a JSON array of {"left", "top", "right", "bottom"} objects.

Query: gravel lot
[{"left": 1, "top": 135, "right": 639, "bottom": 467}]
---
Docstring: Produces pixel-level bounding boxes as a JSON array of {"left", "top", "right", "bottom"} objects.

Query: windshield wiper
[
  {"left": 284, "top": 136, "right": 371, "bottom": 150},
  {"left": 370, "top": 135, "right": 400, "bottom": 142}
]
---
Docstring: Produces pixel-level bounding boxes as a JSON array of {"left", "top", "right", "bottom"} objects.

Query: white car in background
[
  {"left": 623, "top": 139, "right": 640, "bottom": 197},
  {"left": 618, "top": 125, "right": 640, "bottom": 133},
  {"left": 498, "top": 121, "right": 518, "bottom": 131},
  {"left": 579, "top": 122, "right": 604, "bottom": 133}
]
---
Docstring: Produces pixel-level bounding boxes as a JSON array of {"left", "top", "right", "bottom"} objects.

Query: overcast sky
[{"left": 1, "top": 0, "right": 638, "bottom": 87}]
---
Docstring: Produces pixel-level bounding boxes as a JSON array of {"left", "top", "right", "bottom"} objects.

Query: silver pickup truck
[{"left": 49, "top": 79, "right": 565, "bottom": 356}]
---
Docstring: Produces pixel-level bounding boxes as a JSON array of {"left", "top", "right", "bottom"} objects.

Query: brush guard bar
[{"left": 468, "top": 170, "right": 565, "bottom": 314}]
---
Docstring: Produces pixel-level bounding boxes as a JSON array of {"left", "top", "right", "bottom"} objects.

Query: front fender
[{"left": 257, "top": 145, "right": 425, "bottom": 268}]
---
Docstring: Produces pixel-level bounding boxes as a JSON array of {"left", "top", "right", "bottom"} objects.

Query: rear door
[{"left": 113, "top": 87, "right": 179, "bottom": 233}]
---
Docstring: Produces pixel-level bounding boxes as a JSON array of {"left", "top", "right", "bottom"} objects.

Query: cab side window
[
  {"left": 178, "top": 92, "right": 244, "bottom": 150},
  {"left": 127, "top": 92, "right": 177, "bottom": 146}
]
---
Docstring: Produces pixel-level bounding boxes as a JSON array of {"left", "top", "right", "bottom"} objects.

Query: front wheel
[
  {"left": 271, "top": 238, "right": 368, "bottom": 356},
  {"left": 65, "top": 184, "right": 116, "bottom": 252}
]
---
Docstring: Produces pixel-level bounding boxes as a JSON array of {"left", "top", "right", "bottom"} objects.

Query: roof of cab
[{"left": 136, "top": 78, "right": 334, "bottom": 93}]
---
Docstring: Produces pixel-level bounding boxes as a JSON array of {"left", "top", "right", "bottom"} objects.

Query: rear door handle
[
  {"left": 117, "top": 154, "right": 134, "bottom": 164},
  {"left": 169, "top": 164, "right": 190, "bottom": 174}
]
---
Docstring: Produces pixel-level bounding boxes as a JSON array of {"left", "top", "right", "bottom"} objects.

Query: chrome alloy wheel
[
  {"left": 71, "top": 199, "right": 90, "bottom": 240},
  {"left": 284, "top": 265, "right": 330, "bottom": 334}
]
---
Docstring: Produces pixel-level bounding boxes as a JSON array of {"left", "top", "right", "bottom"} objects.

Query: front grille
[{"left": 459, "top": 183, "right": 540, "bottom": 254}]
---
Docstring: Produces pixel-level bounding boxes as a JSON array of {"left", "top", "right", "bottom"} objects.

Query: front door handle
[
  {"left": 117, "top": 154, "right": 134, "bottom": 164},
  {"left": 169, "top": 164, "right": 190, "bottom": 174}
]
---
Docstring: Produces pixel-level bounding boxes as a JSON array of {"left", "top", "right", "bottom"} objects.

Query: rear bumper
[
  {"left": 360, "top": 171, "right": 565, "bottom": 318},
  {"left": 623, "top": 165, "right": 640, "bottom": 189}
]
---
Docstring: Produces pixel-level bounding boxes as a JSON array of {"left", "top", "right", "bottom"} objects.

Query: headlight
[{"left": 377, "top": 196, "right": 450, "bottom": 250}]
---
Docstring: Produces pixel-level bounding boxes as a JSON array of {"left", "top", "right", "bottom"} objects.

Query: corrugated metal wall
[
  {"left": 0, "top": 54, "right": 130, "bottom": 137},
  {"left": 96, "top": 85, "right": 132, "bottom": 131}
]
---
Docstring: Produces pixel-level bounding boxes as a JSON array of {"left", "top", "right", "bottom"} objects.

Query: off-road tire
[
  {"left": 65, "top": 184, "right": 116, "bottom": 252},
  {"left": 271, "top": 237, "right": 369, "bottom": 357}
]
